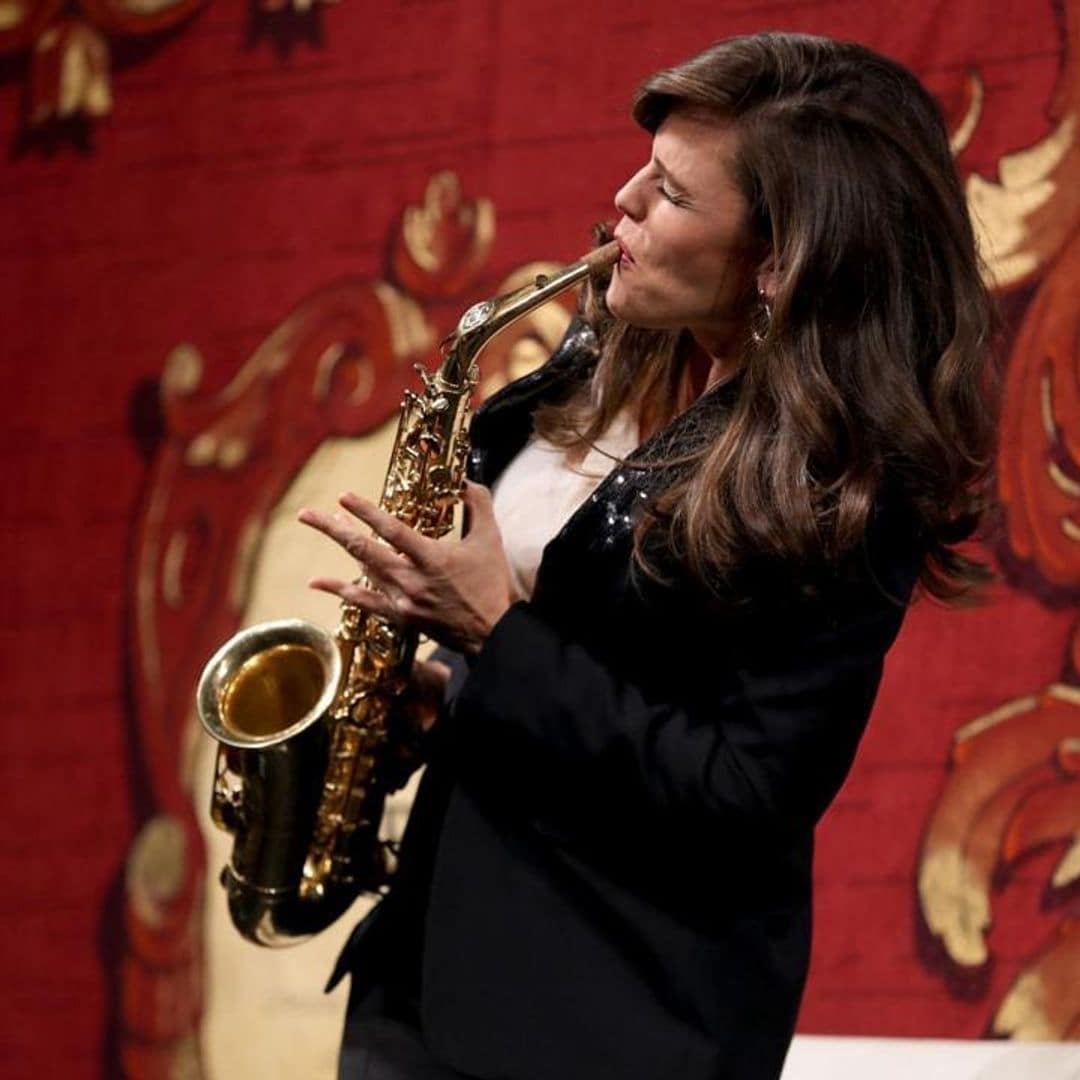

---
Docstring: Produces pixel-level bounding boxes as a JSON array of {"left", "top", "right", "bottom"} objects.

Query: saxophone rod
[
  {"left": 444, "top": 241, "right": 620, "bottom": 374},
  {"left": 496, "top": 239, "right": 621, "bottom": 323}
]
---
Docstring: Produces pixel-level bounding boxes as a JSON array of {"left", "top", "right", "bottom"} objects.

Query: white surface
[{"left": 782, "top": 1035, "right": 1080, "bottom": 1080}]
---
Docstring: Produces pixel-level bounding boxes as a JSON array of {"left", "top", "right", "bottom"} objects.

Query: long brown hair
[{"left": 537, "top": 32, "right": 999, "bottom": 602}]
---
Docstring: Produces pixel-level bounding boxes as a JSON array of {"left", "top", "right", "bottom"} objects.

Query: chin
[
  {"left": 606, "top": 299, "right": 674, "bottom": 331},
  {"left": 605, "top": 274, "right": 684, "bottom": 331},
  {"left": 606, "top": 283, "right": 657, "bottom": 329}
]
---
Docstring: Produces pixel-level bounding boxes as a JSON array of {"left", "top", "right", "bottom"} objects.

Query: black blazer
[{"left": 329, "top": 322, "right": 925, "bottom": 1080}]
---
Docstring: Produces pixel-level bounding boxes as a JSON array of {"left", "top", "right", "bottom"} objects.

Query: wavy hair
[{"left": 536, "top": 32, "right": 999, "bottom": 602}]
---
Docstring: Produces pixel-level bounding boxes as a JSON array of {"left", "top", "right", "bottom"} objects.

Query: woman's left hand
[{"left": 297, "top": 481, "right": 517, "bottom": 656}]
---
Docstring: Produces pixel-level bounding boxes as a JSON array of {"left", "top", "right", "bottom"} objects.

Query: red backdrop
[{"left": 1, "top": 1, "right": 1078, "bottom": 1076}]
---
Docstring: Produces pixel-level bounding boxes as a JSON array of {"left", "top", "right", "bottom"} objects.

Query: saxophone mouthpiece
[{"left": 582, "top": 240, "right": 620, "bottom": 274}]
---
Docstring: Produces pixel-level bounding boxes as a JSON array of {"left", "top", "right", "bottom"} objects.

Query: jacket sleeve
[{"left": 448, "top": 573, "right": 915, "bottom": 839}]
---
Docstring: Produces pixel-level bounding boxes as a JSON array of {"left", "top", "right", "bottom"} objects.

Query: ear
[{"left": 756, "top": 254, "right": 780, "bottom": 301}]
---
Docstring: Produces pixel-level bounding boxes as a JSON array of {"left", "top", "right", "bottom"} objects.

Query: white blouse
[{"left": 490, "top": 411, "right": 640, "bottom": 600}]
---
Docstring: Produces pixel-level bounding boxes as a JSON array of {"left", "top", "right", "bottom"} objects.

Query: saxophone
[{"left": 196, "top": 241, "right": 619, "bottom": 946}]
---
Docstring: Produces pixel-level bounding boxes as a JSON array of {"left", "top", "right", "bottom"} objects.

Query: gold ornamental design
[
  {"left": 0, "top": 0, "right": 341, "bottom": 140},
  {"left": 917, "top": 0, "right": 1080, "bottom": 1041}
]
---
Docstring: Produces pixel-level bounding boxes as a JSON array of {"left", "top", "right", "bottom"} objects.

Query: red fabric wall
[{"left": 1, "top": 1, "right": 1077, "bottom": 1076}]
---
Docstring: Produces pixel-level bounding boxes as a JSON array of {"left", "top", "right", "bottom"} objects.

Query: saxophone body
[{"left": 196, "top": 242, "right": 618, "bottom": 946}]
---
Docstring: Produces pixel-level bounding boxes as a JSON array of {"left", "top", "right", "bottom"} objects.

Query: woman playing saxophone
[{"left": 300, "top": 31, "right": 997, "bottom": 1080}]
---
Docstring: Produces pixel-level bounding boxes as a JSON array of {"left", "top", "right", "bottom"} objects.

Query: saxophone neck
[{"left": 438, "top": 240, "right": 619, "bottom": 383}]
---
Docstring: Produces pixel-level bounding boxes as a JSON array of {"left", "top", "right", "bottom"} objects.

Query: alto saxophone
[{"left": 196, "top": 241, "right": 618, "bottom": 946}]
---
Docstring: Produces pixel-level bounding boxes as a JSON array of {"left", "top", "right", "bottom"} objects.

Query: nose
[{"left": 614, "top": 164, "right": 648, "bottom": 221}]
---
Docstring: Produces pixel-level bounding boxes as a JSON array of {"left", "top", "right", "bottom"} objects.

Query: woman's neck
[
  {"left": 636, "top": 334, "right": 743, "bottom": 444},
  {"left": 685, "top": 336, "right": 741, "bottom": 399}
]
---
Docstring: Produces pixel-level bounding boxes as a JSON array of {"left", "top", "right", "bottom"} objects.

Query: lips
[{"left": 615, "top": 234, "right": 635, "bottom": 266}]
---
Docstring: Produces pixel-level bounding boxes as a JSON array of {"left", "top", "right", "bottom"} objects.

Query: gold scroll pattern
[
  {"left": 0, "top": 0, "right": 338, "bottom": 137},
  {"left": 917, "top": 0, "right": 1080, "bottom": 1040},
  {"left": 0, "top": 0, "right": 202, "bottom": 129}
]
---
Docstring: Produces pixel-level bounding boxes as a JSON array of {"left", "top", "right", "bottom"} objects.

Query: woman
[{"left": 300, "top": 31, "right": 996, "bottom": 1080}]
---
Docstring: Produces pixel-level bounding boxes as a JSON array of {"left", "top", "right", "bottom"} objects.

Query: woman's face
[{"left": 606, "top": 108, "right": 760, "bottom": 352}]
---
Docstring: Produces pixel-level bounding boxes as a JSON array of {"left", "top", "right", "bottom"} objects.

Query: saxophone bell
[{"left": 197, "top": 619, "right": 365, "bottom": 945}]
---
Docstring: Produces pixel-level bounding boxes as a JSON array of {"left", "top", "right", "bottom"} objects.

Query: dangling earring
[{"left": 751, "top": 286, "right": 773, "bottom": 345}]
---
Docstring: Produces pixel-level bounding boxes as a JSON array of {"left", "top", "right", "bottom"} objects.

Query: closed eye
[{"left": 657, "top": 181, "right": 687, "bottom": 206}]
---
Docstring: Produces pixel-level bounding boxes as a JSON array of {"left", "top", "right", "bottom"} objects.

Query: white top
[{"left": 490, "top": 410, "right": 640, "bottom": 600}]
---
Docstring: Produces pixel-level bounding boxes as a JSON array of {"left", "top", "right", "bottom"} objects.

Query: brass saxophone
[{"left": 196, "top": 241, "right": 619, "bottom": 946}]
